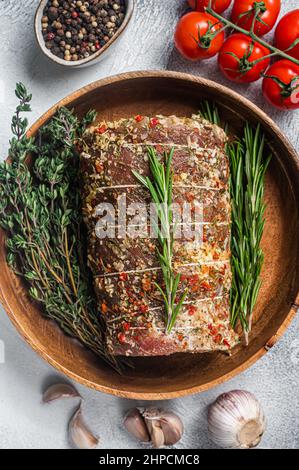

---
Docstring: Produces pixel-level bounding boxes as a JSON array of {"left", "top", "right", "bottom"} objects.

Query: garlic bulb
[
  {"left": 208, "top": 390, "right": 266, "bottom": 449},
  {"left": 42, "top": 383, "right": 81, "bottom": 403},
  {"left": 124, "top": 407, "right": 183, "bottom": 448},
  {"left": 69, "top": 405, "right": 99, "bottom": 449}
]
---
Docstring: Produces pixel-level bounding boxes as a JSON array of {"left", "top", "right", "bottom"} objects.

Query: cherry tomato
[
  {"left": 275, "top": 9, "right": 299, "bottom": 61},
  {"left": 262, "top": 60, "right": 299, "bottom": 110},
  {"left": 218, "top": 33, "right": 270, "bottom": 83},
  {"left": 231, "top": 0, "right": 281, "bottom": 37},
  {"left": 188, "top": 0, "right": 232, "bottom": 14},
  {"left": 174, "top": 12, "right": 225, "bottom": 61}
]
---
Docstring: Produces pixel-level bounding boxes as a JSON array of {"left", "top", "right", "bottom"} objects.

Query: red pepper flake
[
  {"left": 213, "top": 334, "right": 222, "bottom": 344},
  {"left": 189, "top": 274, "right": 199, "bottom": 286},
  {"left": 95, "top": 161, "right": 104, "bottom": 173},
  {"left": 187, "top": 305, "right": 197, "bottom": 316},
  {"left": 186, "top": 192, "right": 195, "bottom": 203},
  {"left": 213, "top": 252, "right": 220, "bottom": 260},
  {"left": 135, "top": 115, "right": 144, "bottom": 122},
  {"left": 101, "top": 303, "right": 108, "bottom": 314},
  {"left": 177, "top": 334, "right": 184, "bottom": 342},
  {"left": 119, "top": 272, "right": 128, "bottom": 282},
  {"left": 96, "top": 125, "right": 107, "bottom": 134},
  {"left": 142, "top": 278, "right": 152, "bottom": 292},
  {"left": 123, "top": 322, "right": 131, "bottom": 331},
  {"left": 200, "top": 281, "right": 212, "bottom": 291},
  {"left": 140, "top": 304, "right": 148, "bottom": 314},
  {"left": 118, "top": 333, "right": 126, "bottom": 344},
  {"left": 208, "top": 324, "right": 218, "bottom": 335},
  {"left": 150, "top": 117, "right": 159, "bottom": 128},
  {"left": 155, "top": 144, "right": 163, "bottom": 153},
  {"left": 223, "top": 339, "right": 230, "bottom": 348}
]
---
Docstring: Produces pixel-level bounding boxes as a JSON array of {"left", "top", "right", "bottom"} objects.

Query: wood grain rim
[{"left": 1, "top": 70, "right": 298, "bottom": 400}]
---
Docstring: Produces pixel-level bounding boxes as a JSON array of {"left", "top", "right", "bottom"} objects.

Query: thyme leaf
[{"left": 0, "top": 83, "right": 122, "bottom": 371}]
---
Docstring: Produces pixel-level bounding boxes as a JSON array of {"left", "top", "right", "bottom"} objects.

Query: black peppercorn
[
  {"left": 41, "top": 0, "right": 126, "bottom": 62},
  {"left": 48, "top": 7, "right": 58, "bottom": 21}
]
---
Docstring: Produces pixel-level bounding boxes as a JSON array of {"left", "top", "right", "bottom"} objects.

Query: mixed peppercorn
[{"left": 41, "top": 0, "right": 126, "bottom": 62}]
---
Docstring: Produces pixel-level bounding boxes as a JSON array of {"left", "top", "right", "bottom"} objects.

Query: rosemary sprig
[
  {"left": 199, "top": 101, "right": 271, "bottom": 343},
  {"left": 0, "top": 83, "right": 122, "bottom": 371},
  {"left": 133, "top": 147, "right": 187, "bottom": 334},
  {"left": 229, "top": 125, "right": 271, "bottom": 344}
]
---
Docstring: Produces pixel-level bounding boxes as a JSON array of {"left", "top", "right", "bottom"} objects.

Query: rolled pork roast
[{"left": 80, "top": 115, "right": 239, "bottom": 356}]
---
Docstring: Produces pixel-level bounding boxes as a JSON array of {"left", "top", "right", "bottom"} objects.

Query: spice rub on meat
[{"left": 81, "top": 115, "right": 239, "bottom": 356}]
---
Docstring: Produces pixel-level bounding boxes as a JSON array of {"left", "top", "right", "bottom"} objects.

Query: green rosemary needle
[
  {"left": 199, "top": 101, "right": 271, "bottom": 343},
  {"left": 133, "top": 147, "right": 188, "bottom": 334},
  {"left": 228, "top": 124, "right": 271, "bottom": 344}
]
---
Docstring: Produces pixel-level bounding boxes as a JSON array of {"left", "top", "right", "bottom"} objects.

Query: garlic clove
[
  {"left": 146, "top": 418, "right": 165, "bottom": 449},
  {"left": 143, "top": 408, "right": 183, "bottom": 448},
  {"left": 159, "top": 411, "right": 184, "bottom": 446},
  {"left": 124, "top": 407, "right": 184, "bottom": 449},
  {"left": 42, "top": 383, "right": 81, "bottom": 403},
  {"left": 68, "top": 405, "right": 99, "bottom": 449},
  {"left": 123, "top": 408, "right": 150, "bottom": 443},
  {"left": 208, "top": 390, "right": 266, "bottom": 449}
]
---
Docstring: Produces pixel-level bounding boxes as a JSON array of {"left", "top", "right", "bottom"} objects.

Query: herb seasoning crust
[{"left": 81, "top": 115, "right": 239, "bottom": 356}]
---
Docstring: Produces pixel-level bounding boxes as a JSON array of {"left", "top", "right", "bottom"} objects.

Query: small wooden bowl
[
  {"left": 34, "top": 0, "right": 134, "bottom": 68},
  {"left": 1, "top": 71, "right": 299, "bottom": 399}
]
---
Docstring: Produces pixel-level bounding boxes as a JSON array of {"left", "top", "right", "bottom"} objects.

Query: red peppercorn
[
  {"left": 150, "top": 117, "right": 159, "bottom": 128},
  {"left": 118, "top": 333, "right": 126, "bottom": 344},
  {"left": 123, "top": 322, "right": 131, "bottom": 331},
  {"left": 187, "top": 305, "right": 197, "bottom": 316},
  {"left": 140, "top": 304, "right": 148, "bottom": 314},
  {"left": 71, "top": 11, "right": 78, "bottom": 18},
  {"left": 96, "top": 125, "right": 107, "bottom": 134},
  {"left": 47, "top": 33, "right": 55, "bottom": 40},
  {"left": 135, "top": 115, "right": 144, "bottom": 122}
]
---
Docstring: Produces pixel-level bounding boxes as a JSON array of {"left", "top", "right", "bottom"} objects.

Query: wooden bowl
[
  {"left": 34, "top": 0, "right": 135, "bottom": 68},
  {"left": 1, "top": 71, "right": 299, "bottom": 400}
]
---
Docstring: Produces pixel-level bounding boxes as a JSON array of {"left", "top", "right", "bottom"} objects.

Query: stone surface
[{"left": 0, "top": 0, "right": 298, "bottom": 450}]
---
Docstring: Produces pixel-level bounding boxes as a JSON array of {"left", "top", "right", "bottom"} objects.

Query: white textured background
[{"left": 0, "top": 0, "right": 299, "bottom": 449}]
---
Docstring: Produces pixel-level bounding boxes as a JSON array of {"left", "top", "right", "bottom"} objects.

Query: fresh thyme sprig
[
  {"left": 199, "top": 101, "right": 271, "bottom": 344},
  {"left": 133, "top": 147, "right": 187, "bottom": 334},
  {"left": 0, "top": 83, "right": 122, "bottom": 371}
]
